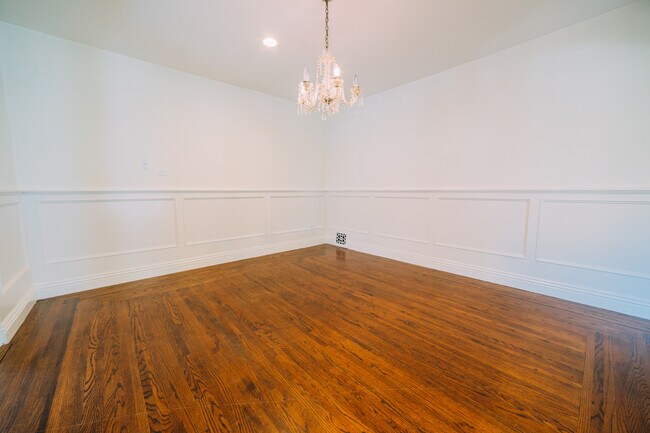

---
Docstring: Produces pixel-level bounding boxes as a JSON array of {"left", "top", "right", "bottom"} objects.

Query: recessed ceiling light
[{"left": 262, "top": 37, "right": 278, "bottom": 48}]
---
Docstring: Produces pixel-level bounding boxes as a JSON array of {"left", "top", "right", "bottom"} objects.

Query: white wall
[
  {"left": 0, "top": 22, "right": 327, "bottom": 311},
  {"left": 0, "top": 21, "right": 326, "bottom": 190},
  {"left": 0, "top": 70, "right": 16, "bottom": 190},
  {"left": 0, "top": 68, "right": 34, "bottom": 344},
  {"left": 326, "top": 2, "right": 650, "bottom": 319},
  {"left": 327, "top": 2, "right": 650, "bottom": 190}
]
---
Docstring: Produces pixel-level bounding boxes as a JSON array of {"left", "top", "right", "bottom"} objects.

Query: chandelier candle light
[{"left": 298, "top": 0, "right": 363, "bottom": 119}]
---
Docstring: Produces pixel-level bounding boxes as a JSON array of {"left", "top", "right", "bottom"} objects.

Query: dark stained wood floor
[{"left": 0, "top": 245, "right": 648, "bottom": 432}]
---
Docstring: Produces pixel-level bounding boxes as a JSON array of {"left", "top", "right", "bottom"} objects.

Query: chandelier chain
[{"left": 325, "top": 0, "right": 329, "bottom": 50}]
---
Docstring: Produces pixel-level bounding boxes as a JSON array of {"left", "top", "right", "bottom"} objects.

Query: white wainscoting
[
  {"left": 0, "top": 194, "right": 34, "bottom": 344},
  {"left": 5, "top": 187, "right": 650, "bottom": 345},
  {"left": 21, "top": 191, "right": 327, "bottom": 300},
  {"left": 38, "top": 198, "right": 179, "bottom": 264},
  {"left": 326, "top": 189, "right": 650, "bottom": 320},
  {"left": 0, "top": 199, "right": 28, "bottom": 290},
  {"left": 435, "top": 197, "right": 530, "bottom": 258},
  {"left": 327, "top": 195, "right": 371, "bottom": 234},
  {"left": 183, "top": 196, "right": 266, "bottom": 245},
  {"left": 536, "top": 200, "right": 650, "bottom": 279},
  {"left": 374, "top": 196, "right": 431, "bottom": 244},
  {"left": 269, "top": 195, "right": 324, "bottom": 235}
]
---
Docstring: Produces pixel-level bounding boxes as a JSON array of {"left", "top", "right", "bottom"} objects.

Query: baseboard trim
[
  {"left": 36, "top": 236, "right": 326, "bottom": 300},
  {"left": 0, "top": 286, "right": 36, "bottom": 345},
  {"left": 334, "top": 240, "right": 650, "bottom": 320}
]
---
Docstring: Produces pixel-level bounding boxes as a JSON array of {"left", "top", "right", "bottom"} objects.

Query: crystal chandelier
[{"left": 298, "top": 0, "right": 363, "bottom": 119}]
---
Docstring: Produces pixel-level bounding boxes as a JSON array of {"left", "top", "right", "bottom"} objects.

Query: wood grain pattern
[
  {"left": 579, "top": 331, "right": 650, "bottom": 433},
  {"left": 0, "top": 343, "right": 10, "bottom": 364},
  {"left": 0, "top": 245, "right": 648, "bottom": 432}
]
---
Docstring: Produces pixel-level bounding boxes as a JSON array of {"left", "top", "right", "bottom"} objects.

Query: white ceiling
[{"left": 0, "top": 0, "right": 637, "bottom": 99}]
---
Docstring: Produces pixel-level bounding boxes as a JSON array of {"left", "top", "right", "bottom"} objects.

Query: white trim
[
  {"left": 0, "top": 286, "right": 35, "bottom": 345},
  {"left": 335, "top": 240, "right": 650, "bottom": 320},
  {"left": 36, "top": 197, "right": 178, "bottom": 204},
  {"left": 42, "top": 244, "right": 180, "bottom": 265},
  {"left": 327, "top": 187, "right": 650, "bottom": 194},
  {"left": 8, "top": 187, "right": 650, "bottom": 194},
  {"left": 437, "top": 197, "right": 531, "bottom": 202},
  {"left": 535, "top": 257, "right": 650, "bottom": 280},
  {"left": 535, "top": 199, "right": 650, "bottom": 280},
  {"left": 0, "top": 190, "right": 21, "bottom": 197},
  {"left": 0, "top": 200, "right": 20, "bottom": 207},
  {"left": 183, "top": 196, "right": 266, "bottom": 201},
  {"left": 0, "top": 266, "right": 29, "bottom": 296},
  {"left": 182, "top": 195, "right": 267, "bottom": 245},
  {"left": 373, "top": 195, "right": 431, "bottom": 200},
  {"left": 326, "top": 195, "right": 372, "bottom": 234},
  {"left": 371, "top": 195, "right": 432, "bottom": 243},
  {"left": 36, "top": 197, "right": 180, "bottom": 264},
  {"left": 373, "top": 232, "right": 431, "bottom": 244},
  {"left": 539, "top": 199, "right": 650, "bottom": 205},
  {"left": 269, "top": 194, "right": 325, "bottom": 199},
  {"left": 268, "top": 195, "right": 325, "bottom": 235},
  {"left": 185, "top": 232, "right": 267, "bottom": 246},
  {"left": 36, "top": 236, "right": 326, "bottom": 300},
  {"left": 328, "top": 226, "right": 371, "bottom": 235},
  {"left": 433, "top": 242, "right": 527, "bottom": 259},
  {"left": 16, "top": 188, "right": 328, "bottom": 194},
  {"left": 270, "top": 226, "right": 325, "bottom": 236},
  {"left": 0, "top": 201, "right": 32, "bottom": 294},
  {"left": 432, "top": 197, "right": 530, "bottom": 259}
]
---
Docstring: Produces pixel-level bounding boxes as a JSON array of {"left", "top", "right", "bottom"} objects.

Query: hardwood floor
[
  {"left": 0, "top": 343, "right": 10, "bottom": 364},
  {"left": 0, "top": 245, "right": 648, "bottom": 432}
]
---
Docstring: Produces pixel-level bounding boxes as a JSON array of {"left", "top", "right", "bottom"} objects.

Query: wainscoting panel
[
  {"left": 373, "top": 196, "right": 431, "bottom": 243},
  {"left": 37, "top": 198, "right": 178, "bottom": 264},
  {"left": 269, "top": 195, "right": 324, "bottom": 235},
  {"left": 537, "top": 200, "right": 650, "bottom": 279},
  {"left": 183, "top": 196, "right": 266, "bottom": 245},
  {"left": 0, "top": 200, "right": 28, "bottom": 292},
  {"left": 327, "top": 195, "right": 371, "bottom": 234},
  {"left": 435, "top": 197, "right": 529, "bottom": 258}
]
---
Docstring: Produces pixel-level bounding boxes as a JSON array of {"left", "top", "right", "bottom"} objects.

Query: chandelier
[{"left": 298, "top": 0, "right": 363, "bottom": 119}]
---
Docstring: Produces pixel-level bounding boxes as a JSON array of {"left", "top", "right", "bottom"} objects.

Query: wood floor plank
[
  {"left": 580, "top": 331, "right": 650, "bottom": 433},
  {"left": 0, "top": 299, "right": 78, "bottom": 432},
  {"left": 45, "top": 299, "right": 149, "bottom": 432},
  {"left": 0, "top": 343, "right": 11, "bottom": 363},
  {"left": 0, "top": 245, "right": 648, "bottom": 432}
]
